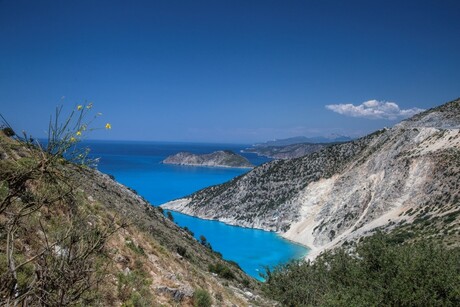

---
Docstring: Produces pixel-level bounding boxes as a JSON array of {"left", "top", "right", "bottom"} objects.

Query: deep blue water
[{"left": 85, "top": 140, "right": 308, "bottom": 280}]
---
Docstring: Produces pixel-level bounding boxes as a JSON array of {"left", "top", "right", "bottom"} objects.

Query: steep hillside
[
  {"left": 163, "top": 98, "right": 460, "bottom": 257},
  {"left": 0, "top": 132, "right": 272, "bottom": 306}
]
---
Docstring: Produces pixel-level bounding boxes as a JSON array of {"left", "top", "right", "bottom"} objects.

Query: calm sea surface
[{"left": 85, "top": 140, "right": 308, "bottom": 280}]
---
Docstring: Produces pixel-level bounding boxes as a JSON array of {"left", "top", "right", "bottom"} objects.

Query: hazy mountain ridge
[
  {"left": 243, "top": 135, "right": 352, "bottom": 159},
  {"left": 162, "top": 98, "right": 460, "bottom": 257},
  {"left": 242, "top": 143, "right": 328, "bottom": 159},
  {"left": 253, "top": 135, "right": 352, "bottom": 147},
  {"left": 163, "top": 150, "right": 254, "bottom": 168}
]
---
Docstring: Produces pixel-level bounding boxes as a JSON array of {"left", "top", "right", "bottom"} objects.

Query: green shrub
[
  {"left": 182, "top": 226, "right": 194, "bottom": 236},
  {"left": 208, "top": 262, "right": 235, "bottom": 280},
  {"left": 2, "top": 126, "right": 15, "bottom": 137},
  {"left": 117, "top": 269, "right": 153, "bottom": 306},
  {"left": 176, "top": 245, "right": 187, "bottom": 257},
  {"left": 193, "top": 289, "right": 212, "bottom": 307},
  {"left": 199, "top": 235, "right": 212, "bottom": 249},
  {"left": 264, "top": 231, "right": 460, "bottom": 306},
  {"left": 126, "top": 239, "right": 146, "bottom": 256}
]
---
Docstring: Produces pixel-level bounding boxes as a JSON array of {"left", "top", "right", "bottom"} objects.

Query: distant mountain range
[
  {"left": 243, "top": 143, "right": 327, "bottom": 159},
  {"left": 253, "top": 135, "right": 353, "bottom": 147},
  {"left": 244, "top": 135, "right": 353, "bottom": 159}
]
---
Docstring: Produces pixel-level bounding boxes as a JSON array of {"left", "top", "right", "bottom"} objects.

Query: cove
[
  {"left": 86, "top": 140, "right": 309, "bottom": 280},
  {"left": 169, "top": 211, "right": 308, "bottom": 280}
]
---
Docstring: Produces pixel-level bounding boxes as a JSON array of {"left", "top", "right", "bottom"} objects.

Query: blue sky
[{"left": 1, "top": 0, "right": 459, "bottom": 143}]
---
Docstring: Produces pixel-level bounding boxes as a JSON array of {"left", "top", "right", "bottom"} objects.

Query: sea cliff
[{"left": 162, "top": 98, "right": 460, "bottom": 258}]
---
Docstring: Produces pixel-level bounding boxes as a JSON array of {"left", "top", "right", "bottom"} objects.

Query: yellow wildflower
[
  {"left": 70, "top": 137, "right": 77, "bottom": 143},
  {"left": 105, "top": 123, "right": 112, "bottom": 129},
  {"left": 76, "top": 131, "right": 82, "bottom": 136},
  {"left": 77, "top": 105, "right": 83, "bottom": 110}
]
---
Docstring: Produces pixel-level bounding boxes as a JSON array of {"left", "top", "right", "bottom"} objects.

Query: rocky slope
[
  {"left": 162, "top": 98, "right": 460, "bottom": 258},
  {"left": 163, "top": 150, "right": 254, "bottom": 168},
  {"left": 0, "top": 132, "right": 271, "bottom": 306}
]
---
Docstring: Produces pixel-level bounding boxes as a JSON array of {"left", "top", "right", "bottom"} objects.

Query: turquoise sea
[{"left": 86, "top": 140, "right": 308, "bottom": 280}]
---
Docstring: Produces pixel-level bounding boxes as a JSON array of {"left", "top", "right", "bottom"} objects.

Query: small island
[{"left": 163, "top": 150, "right": 254, "bottom": 168}]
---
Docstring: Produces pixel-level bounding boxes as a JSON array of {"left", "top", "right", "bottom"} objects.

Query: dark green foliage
[
  {"left": 227, "top": 260, "right": 242, "bottom": 270},
  {"left": 200, "top": 235, "right": 207, "bottom": 245},
  {"left": 208, "top": 263, "right": 235, "bottom": 280},
  {"left": 117, "top": 269, "right": 153, "bottom": 306},
  {"left": 444, "top": 210, "right": 460, "bottom": 224},
  {"left": 193, "top": 288, "right": 212, "bottom": 307},
  {"left": 1, "top": 114, "right": 15, "bottom": 137},
  {"left": 182, "top": 226, "right": 194, "bottom": 236},
  {"left": 2, "top": 127, "right": 15, "bottom": 137},
  {"left": 127, "top": 187, "right": 137, "bottom": 194},
  {"left": 264, "top": 232, "right": 460, "bottom": 306},
  {"left": 166, "top": 211, "right": 174, "bottom": 221},
  {"left": 176, "top": 245, "right": 187, "bottom": 257},
  {"left": 200, "top": 235, "right": 212, "bottom": 249}
]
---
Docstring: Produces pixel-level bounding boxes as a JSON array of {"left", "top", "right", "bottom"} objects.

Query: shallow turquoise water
[
  {"left": 170, "top": 211, "right": 307, "bottom": 279},
  {"left": 86, "top": 140, "right": 308, "bottom": 280}
]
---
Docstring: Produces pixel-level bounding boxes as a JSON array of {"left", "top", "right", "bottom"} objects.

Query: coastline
[{"left": 161, "top": 198, "right": 312, "bottom": 254}]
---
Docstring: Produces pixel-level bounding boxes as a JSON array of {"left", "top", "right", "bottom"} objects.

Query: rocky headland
[
  {"left": 163, "top": 150, "right": 254, "bottom": 168},
  {"left": 162, "top": 98, "right": 460, "bottom": 259}
]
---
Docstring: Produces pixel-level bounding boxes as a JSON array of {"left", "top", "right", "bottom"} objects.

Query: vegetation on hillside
[
  {"left": 0, "top": 106, "right": 270, "bottom": 306},
  {"left": 263, "top": 231, "right": 460, "bottom": 306},
  {"left": 0, "top": 105, "right": 120, "bottom": 305}
]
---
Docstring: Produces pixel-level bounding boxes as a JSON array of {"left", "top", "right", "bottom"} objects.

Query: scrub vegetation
[
  {"left": 0, "top": 105, "right": 117, "bottom": 305},
  {"left": 0, "top": 107, "right": 269, "bottom": 306},
  {"left": 263, "top": 231, "right": 460, "bottom": 306}
]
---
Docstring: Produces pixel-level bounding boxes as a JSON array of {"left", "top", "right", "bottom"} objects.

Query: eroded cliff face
[{"left": 162, "top": 99, "right": 460, "bottom": 257}]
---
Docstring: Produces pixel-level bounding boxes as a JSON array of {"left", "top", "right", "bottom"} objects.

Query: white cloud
[{"left": 325, "top": 100, "right": 425, "bottom": 120}]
